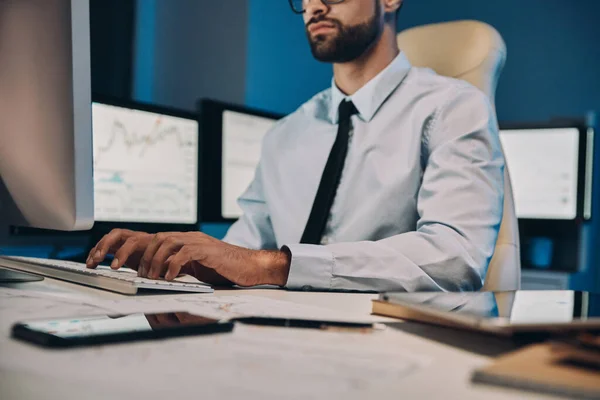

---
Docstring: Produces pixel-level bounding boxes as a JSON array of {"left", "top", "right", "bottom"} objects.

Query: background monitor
[
  {"left": 92, "top": 97, "right": 200, "bottom": 232},
  {"left": 500, "top": 121, "right": 595, "bottom": 272},
  {"left": 198, "top": 99, "right": 282, "bottom": 222},
  {"left": 499, "top": 123, "right": 594, "bottom": 221},
  {"left": 0, "top": 0, "right": 94, "bottom": 231}
]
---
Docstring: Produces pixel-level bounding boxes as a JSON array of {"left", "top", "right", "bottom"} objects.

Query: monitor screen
[
  {"left": 499, "top": 127, "right": 580, "bottom": 220},
  {"left": 92, "top": 103, "right": 199, "bottom": 224},
  {"left": 221, "top": 110, "right": 278, "bottom": 219}
]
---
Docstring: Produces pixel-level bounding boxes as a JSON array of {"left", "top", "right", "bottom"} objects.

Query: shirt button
[{"left": 301, "top": 285, "right": 313, "bottom": 291}]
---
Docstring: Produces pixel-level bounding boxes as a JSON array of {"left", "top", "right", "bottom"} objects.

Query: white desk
[{"left": 0, "top": 278, "right": 559, "bottom": 400}]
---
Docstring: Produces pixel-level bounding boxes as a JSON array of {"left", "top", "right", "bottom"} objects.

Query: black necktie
[{"left": 301, "top": 100, "right": 358, "bottom": 244}]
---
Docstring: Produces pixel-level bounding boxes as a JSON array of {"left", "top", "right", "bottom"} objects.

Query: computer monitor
[
  {"left": 0, "top": 0, "right": 94, "bottom": 231},
  {"left": 499, "top": 122, "right": 594, "bottom": 221},
  {"left": 198, "top": 100, "right": 283, "bottom": 222},
  {"left": 92, "top": 97, "right": 200, "bottom": 233}
]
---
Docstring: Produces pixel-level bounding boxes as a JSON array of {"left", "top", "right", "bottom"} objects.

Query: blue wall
[
  {"left": 132, "top": 0, "right": 156, "bottom": 103},
  {"left": 245, "top": 0, "right": 331, "bottom": 114},
  {"left": 134, "top": 0, "right": 248, "bottom": 111}
]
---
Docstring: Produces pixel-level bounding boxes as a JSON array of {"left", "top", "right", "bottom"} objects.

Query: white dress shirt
[{"left": 223, "top": 52, "right": 505, "bottom": 292}]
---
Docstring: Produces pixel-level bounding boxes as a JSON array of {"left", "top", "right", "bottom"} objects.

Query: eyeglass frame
[{"left": 288, "top": 0, "right": 346, "bottom": 14}]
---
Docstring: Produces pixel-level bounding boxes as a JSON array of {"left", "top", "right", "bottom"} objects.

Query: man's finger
[
  {"left": 147, "top": 238, "right": 182, "bottom": 279},
  {"left": 87, "top": 230, "right": 127, "bottom": 268},
  {"left": 138, "top": 233, "right": 165, "bottom": 277},
  {"left": 111, "top": 237, "right": 141, "bottom": 270},
  {"left": 86, "top": 245, "right": 97, "bottom": 268},
  {"left": 164, "top": 247, "right": 191, "bottom": 281}
]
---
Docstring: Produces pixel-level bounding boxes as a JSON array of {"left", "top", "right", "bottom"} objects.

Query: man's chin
[
  {"left": 311, "top": 48, "right": 332, "bottom": 61},
  {"left": 310, "top": 32, "right": 335, "bottom": 45},
  {"left": 309, "top": 37, "right": 336, "bottom": 53},
  {"left": 309, "top": 36, "right": 350, "bottom": 62}
]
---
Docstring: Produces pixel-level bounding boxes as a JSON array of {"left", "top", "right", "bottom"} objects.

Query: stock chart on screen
[{"left": 92, "top": 103, "right": 199, "bottom": 224}]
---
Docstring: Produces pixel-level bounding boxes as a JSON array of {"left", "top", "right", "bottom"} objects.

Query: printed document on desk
[{"left": 95, "top": 294, "right": 380, "bottom": 324}]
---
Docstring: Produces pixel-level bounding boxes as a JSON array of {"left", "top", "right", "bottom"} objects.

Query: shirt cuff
[{"left": 282, "top": 244, "right": 334, "bottom": 290}]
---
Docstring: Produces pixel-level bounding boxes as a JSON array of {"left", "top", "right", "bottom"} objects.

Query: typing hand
[
  {"left": 135, "top": 231, "right": 290, "bottom": 286},
  {"left": 86, "top": 229, "right": 291, "bottom": 287}
]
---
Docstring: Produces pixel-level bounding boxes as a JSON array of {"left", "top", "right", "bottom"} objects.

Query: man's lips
[{"left": 308, "top": 21, "right": 336, "bottom": 35}]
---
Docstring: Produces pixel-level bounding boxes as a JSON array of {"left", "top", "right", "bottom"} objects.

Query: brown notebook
[
  {"left": 371, "top": 298, "right": 491, "bottom": 332},
  {"left": 472, "top": 342, "right": 600, "bottom": 398}
]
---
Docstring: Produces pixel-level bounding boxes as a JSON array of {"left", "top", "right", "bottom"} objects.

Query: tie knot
[{"left": 338, "top": 100, "right": 358, "bottom": 122}]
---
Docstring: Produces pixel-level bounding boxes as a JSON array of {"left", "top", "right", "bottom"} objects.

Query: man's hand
[
  {"left": 86, "top": 229, "right": 291, "bottom": 287},
  {"left": 86, "top": 229, "right": 152, "bottom": 271}
]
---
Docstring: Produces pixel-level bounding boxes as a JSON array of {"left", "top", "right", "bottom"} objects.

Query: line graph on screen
[{"left": 92, "top": 103, "right": 198, "bottom": 224}]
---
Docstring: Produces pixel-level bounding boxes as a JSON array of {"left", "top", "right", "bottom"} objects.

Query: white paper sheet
[
  {"left": 0, "top": 288, "right": 114, "bottom": 340},
  {"left": 94, "top": 294, "right": 378, "bottom": 323}
]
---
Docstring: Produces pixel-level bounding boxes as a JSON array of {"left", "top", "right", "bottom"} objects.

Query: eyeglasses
[{"left": 288, "top": 0, "right": 346, "bottom": 14}]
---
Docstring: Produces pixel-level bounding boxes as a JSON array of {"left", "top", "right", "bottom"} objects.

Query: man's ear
[{"left": 382, "top": 0, "right": 403, "bottom": 14}]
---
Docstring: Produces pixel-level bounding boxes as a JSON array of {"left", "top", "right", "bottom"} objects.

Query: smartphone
[{"left": 12, "top": 312, "right": 234, "bottom": 348}]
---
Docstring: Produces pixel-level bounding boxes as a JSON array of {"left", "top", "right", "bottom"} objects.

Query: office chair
[{"left": 397, "top": 20, "right": 521, "bottom": 291}]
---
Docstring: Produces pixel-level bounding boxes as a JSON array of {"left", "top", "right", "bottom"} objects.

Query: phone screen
[{"left": 22, "top": 312, "right": 223, "bottom": 338}]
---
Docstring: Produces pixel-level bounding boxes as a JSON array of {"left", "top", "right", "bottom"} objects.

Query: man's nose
[{"left": 304, "top": 0, "right": 329, "bottom": 18}]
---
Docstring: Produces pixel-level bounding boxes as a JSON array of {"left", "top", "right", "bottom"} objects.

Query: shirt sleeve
[
  {"left": 284, "top": 87, "right": 505, "bottom": 292},
  {"left": 222, "top": 159, "right": 278, "bottom": 251}
]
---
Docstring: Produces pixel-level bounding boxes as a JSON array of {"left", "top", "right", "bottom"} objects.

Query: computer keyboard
[{"left": 0, "top": 256, "right": 213, "bottom": 295}]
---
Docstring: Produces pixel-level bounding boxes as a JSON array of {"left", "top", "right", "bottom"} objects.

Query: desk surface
[{"left": 0, "top": 278, "right": 559, "bottom": 400}]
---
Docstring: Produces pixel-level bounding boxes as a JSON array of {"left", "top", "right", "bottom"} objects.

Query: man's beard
[{"left": 306, "top": 8, "right": 381, "bottom": 63}]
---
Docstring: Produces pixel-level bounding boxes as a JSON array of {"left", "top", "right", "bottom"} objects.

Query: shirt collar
[{"left": 330, "top": 52, "right": 412, "bottom": 124}]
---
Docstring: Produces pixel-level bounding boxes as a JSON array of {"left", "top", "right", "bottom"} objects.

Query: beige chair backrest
[{"left": 397, "top": 20, "right": 521, "bottom": 291}]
